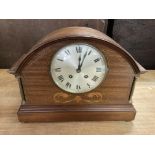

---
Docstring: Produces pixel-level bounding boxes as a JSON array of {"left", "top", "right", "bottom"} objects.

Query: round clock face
[{"left": 50, "top": 43, "right": 108, "bottom": 93}]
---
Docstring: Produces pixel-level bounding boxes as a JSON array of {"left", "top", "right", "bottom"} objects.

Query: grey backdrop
[
  {"left": 0, "top": 19, "right": 107, "bottom": 68},
  {"left": 113, "top": 19, "right": 155, "bottom": 69},
  {"left": 0, "top": 19, "right": 155, "bottom": 69}
]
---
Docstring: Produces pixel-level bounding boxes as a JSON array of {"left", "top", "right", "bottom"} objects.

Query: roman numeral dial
[{"left": 50, "top": 43, "right": 108, "bottom": 93}]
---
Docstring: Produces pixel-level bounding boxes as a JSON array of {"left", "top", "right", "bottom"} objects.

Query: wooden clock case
[{"left": 10, "top": 27, "right": 146, "bottom": 122}]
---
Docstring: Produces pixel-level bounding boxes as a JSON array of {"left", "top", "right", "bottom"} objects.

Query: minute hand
[
  {"left": 80, "top": 52, "right": 87, "bottom": 68},
  {"left": 77, "top": 54, "right": 81, "bottom": 70}
]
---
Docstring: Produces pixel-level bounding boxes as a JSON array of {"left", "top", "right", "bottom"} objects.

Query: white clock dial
[{"left": 50, "top": 43, "right": 108, "bottom": 93}]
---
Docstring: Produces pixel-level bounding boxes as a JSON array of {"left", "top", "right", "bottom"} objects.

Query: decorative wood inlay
[{"left": 53, "top": 92, "right": 103, "bottom": 104}]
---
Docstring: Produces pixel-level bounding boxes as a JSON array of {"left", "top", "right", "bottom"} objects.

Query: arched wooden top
[{"left": 9, "top": 26, "right": 146, "bottom": 75}]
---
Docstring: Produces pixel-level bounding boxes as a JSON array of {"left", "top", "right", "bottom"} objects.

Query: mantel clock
[{"left": 10, "top": 27, "right": 146, "bottom": 122}]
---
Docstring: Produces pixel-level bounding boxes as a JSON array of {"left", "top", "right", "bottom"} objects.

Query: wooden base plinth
[{"left": 17, "top": 103, "right": 136, "bottom": 122}]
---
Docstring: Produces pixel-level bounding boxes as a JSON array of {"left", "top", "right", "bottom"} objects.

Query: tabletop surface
[{"left": 0, "top": 69, "right": 155, "bottom": 135}]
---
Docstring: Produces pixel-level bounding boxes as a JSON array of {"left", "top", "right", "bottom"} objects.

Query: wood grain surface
[{"left": 0, "top": 69, "right": 155, "bottom": 134}]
